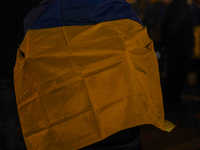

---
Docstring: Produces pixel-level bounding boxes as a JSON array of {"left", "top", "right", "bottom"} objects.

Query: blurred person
[
  {"left": 190, "top": 0, "right": 200, "bottom": 59},
  {"left": 127, "top": 0, "right": 151, "bottom": 21},
  {"left": 143, "top": 0, "right": 167, "bottom": 89},
  {"left": 181, "top": 70, "right": 200, "bottom": 101},
  {"left": 160, "top": 0, "right": 194, "bottom": 113},
  {"left": 14, "top": 0, "right": 167, "bottom": 149},
  {"left": 143, "top": 0, "right": 166, "bottom": 42},
  {"left": 164, "top": 0, "right": 172, "bottom": 5},
  {"left": 188, "top": 0, "right": 193, "bottom": 5}
]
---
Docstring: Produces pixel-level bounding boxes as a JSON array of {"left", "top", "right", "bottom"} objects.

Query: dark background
[
  {"left": 1, "top": 0, "right": 41, "bottom": 79},
  {"left": 1, "top": 1, "right": 41, "bottom": 150}
]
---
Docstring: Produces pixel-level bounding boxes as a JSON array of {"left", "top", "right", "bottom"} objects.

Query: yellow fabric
[
  {"left": 164, "top": 120, "right": 176, "bottom": 132},
  {"left": 14, "top": 19, "right": 165, "bottom": 150}
]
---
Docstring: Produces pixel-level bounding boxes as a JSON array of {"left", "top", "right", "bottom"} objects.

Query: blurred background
[{"left": 1, "top": 0, "right": 200, "bottom": 149}]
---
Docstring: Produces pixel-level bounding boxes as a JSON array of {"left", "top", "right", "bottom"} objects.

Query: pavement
[{"left": 141, "top": 109, "right": 200, "bottom": 150}]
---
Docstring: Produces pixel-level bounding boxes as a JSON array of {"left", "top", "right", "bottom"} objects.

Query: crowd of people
[{"left": 129, "top": 0, "right": 200, "bottom": 114}]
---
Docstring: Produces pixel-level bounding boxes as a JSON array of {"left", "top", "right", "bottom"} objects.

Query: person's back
[{"left": 14, "top": 0, "right": 166, "bottom": 149}]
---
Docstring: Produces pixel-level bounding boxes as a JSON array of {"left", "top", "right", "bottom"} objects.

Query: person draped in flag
[{"left": 14, "top": 0, "right": 166, "bottom": 149}]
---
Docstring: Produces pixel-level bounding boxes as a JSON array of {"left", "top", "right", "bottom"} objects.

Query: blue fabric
[{"left": 24, "top": 0, "right": 142, "bottom": 33}]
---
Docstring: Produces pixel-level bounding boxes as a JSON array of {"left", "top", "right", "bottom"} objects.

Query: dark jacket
[
  {"left": 160, "top": 0, "right": 194, "bottom": 56},
  {"left": 160, "top": 0, "right": 194, "bottom": 111}
]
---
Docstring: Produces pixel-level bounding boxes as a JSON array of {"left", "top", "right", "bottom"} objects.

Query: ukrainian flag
[{"left": 14, "top": 0, "right": 165, "bottom": 149}]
